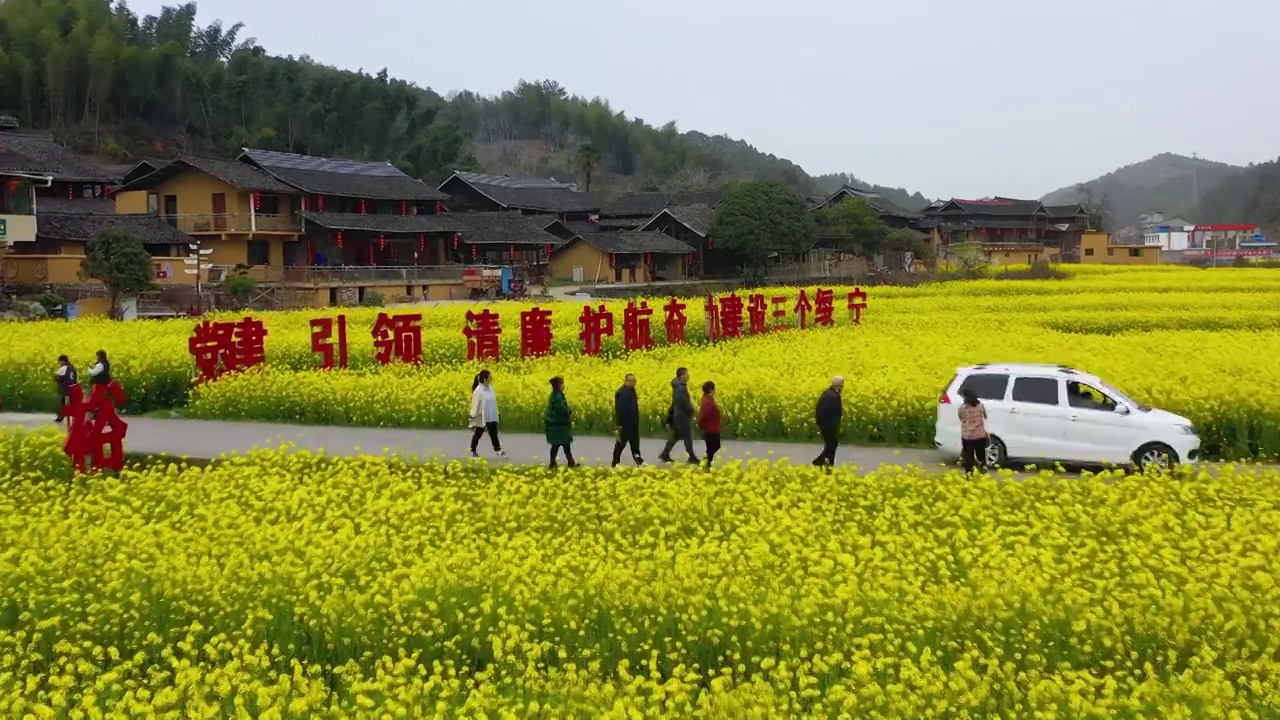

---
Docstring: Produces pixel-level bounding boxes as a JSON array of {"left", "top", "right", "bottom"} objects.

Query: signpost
[{"left": 184, "top": 241, "right": 213, "bottom": 314}]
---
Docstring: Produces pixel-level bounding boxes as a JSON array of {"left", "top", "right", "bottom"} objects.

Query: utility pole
[{"left": 184, "top": 241, "right": 213, "bottom": 314}]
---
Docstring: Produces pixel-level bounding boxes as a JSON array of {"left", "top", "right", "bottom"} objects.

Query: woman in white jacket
[{"left": 469, "top": 370, "right": 506, "bottom": 458}]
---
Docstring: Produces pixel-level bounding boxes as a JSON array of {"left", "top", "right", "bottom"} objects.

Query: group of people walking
[
  {"left": 467, "top": 368, "right": 848, "bottom": 470},
  {"left": 51, "top": 350, "right": 113, "bottom": 422}
]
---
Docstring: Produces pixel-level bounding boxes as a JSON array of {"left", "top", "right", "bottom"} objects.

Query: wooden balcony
[{"left": 163, "top": 213, "right": 301, "bottom": 235}]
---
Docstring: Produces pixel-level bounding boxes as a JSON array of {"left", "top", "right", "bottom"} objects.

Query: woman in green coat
[{"left": 545, "top": 376, "right": 577, "bottom": 468}]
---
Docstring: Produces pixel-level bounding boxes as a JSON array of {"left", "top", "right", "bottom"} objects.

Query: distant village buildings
[{"left": 0, "top": 124, "right": 1274, "bottom": 316}]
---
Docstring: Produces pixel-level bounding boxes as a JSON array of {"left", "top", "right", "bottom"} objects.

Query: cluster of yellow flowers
[
  {"left": 2, "top": 266, "right": 1279, "bottom": 458},
  {"left": 2, "top": 427, "right": 1278, "bottom": 717}
]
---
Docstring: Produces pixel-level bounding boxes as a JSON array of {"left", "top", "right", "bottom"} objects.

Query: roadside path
[{"left": 0, "top": 412, "right": 948, "bottom": 471}]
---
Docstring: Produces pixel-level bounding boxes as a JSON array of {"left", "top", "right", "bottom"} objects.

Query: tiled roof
[
  {"left": 1044, "top": 204, "right": 1086, "bottom": 218},
  {"left": 600, "top": 189, "right": 724, "bottom": 216},
  {"left": 930, "top": 198, "right": 1046, "bottom": 216},
  {"left": 814, "top": 186, "right": 920, "bottom": 219},
  {"left": 449, "top": 212, "right": 569, "bottom": 245},
  {"left": 653, "top": 203, "right": 716, "bottom": 237},
  {"left": 116, "top": 156, "right": 297, "bottom": 194},
  {"left": 121, "top": 158, "right": 170, "bottom": 185},
  {"left": 0, "top": 132, "right": 118, "bottom": 182},
  {"left": 38, "top": 197, "right": 115, "bottom": 214},
  {"left": 301, "top": 211, "right": 464, "bottom": 234},
  {"left": 443, "top": 171, "right": 600, "bottom": 212},
  {"left": 564, "top": 220, "right": 604, "bottom": 234},
  {"left": 241, "top": 148, "right": 448, "bottom": 201},
  {"left": 595, "top": 217, "right": 647, "bottom": 230},
  {"left": 301, "top": 210, "right": 566, "bottom": 246},
  {"left": 37, "top": 212, "right": 192, "bottom": 246},
  {"left": 571, "top": 231, "right": 694, "bottom": 255}
]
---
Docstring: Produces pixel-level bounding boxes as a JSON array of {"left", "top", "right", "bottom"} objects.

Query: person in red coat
[{"left": 698, "top": 381, "right": 722, "bottom": 467}]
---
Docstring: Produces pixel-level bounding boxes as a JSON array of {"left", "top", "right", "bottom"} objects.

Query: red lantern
[
  {"left": 452, "top": 233, "right": 460, "bottom": 249},
  {"left": 359, "top": 199, "right": 368, "bottom": 215},
  {"left": 66, "top": 184, "right": 73, "bottom": 199},
  {"left": 545, "top": 243, "right": 553, "bottom": 257},
  {"left": 608, "top": 253, "right": 616, "bottom": 268},
  {"left": 316, "top": 195, "right": 325, "bottom": 212},
  {"left": 644, "top": 252, "right": 652, "bottom": 265},
  {"left": 471, "top": 245, "right": 478, "bottom": 259},
  {"left": 400, "top": 201, "right": 409, "bottom": 215},
  {"left": 252, "top": 192, "right": 261, "bottom": 211},
  {"left": 378, "top": 234, "right": 387, "bottom": 250},
  {"left": 335, "top": 230, "right": 344, "bottom": 248},
  {"left": 434, "top": 201, "right": 443, "bottom": 214},
  {"left": 418, "top": 234, "right": 426, "bottom": 252},
  {"left": 508, "top": 244, "right": 515, "bottom": 260}
]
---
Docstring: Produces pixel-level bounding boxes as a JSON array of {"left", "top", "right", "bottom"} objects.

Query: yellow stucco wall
[
  {"left": 2, "top": 254, "right": 201, "bottom": 285},
  {"left": 550, "top": 241, "right": 609, "bottom": 282},
  {"left": 984, "top": 247, "right": 1056, "bottom": 266},
  {"left": 1079, "top": 232, "right": 1160, "bottom": 265},
  {"left": 113, "top": 190, "right": 150, "bottom": 215}
]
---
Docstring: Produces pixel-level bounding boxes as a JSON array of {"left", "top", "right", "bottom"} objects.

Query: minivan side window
[
  {"left": 1012, "top": 377, "right": 1060, "bottom": 405},
  {"left": 958, "top": 373, "right": 1009, "bottom": 401}
]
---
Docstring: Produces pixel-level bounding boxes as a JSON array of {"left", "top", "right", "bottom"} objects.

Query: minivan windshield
[{"left": 1098, "top": 380, "right": 1150, "bottom": 412}]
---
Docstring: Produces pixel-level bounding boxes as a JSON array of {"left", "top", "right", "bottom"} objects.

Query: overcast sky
[{"left": 133, "top": 0, "right": 1279, "bottom": 199}]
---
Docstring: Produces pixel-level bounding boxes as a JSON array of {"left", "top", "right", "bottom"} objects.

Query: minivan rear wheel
[
  {"left": 985, "top": 435, "right": 1008, "bottom": 469},
  {"left": 1133, "top": 443, "right": 1178, "bottom": 473}
]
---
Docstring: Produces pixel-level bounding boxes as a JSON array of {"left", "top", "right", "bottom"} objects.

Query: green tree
[
  {"left": 710, "top": 181, "right": 816, "bottom": 269},
  {"left": 885, "top": 227, "right": 935, "bottom": 265},
  {"left": 575, "top": 142, "right": 603, "bottom": 191},
  {"left": 83, "top": 228, "right": 153, "bottom": 318},
  {"left": 815, "top": 197, "right": 889, "bottom": 256}
]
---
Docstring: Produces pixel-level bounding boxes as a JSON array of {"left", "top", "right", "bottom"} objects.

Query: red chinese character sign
[
  {"left": 520, "top": 307, "right": 553, "bottom": 359},
  {"left": 185, "top": 288, "right": 868, "bottom": 375},
  {"left": 464, "top": 309, "right": 502, "bottom": 361},
  {"left": 63, "top": 381, "right": 129, "bottom": 474},
  {"left": 188, "top": 317, "right": 268, "bottom": 382}
]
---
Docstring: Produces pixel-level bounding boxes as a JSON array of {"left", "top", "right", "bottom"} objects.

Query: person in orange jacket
[{"left": 697, "top": 380, "right": 722, "bottom": 467}]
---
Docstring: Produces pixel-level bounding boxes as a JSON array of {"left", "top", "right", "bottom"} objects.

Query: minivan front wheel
[
  {"left": 985, "top": 435, "right": 1008, "bottom": 469},
  {"left": 1133, "top": 443, "right": 1178, "bottom": 473}
]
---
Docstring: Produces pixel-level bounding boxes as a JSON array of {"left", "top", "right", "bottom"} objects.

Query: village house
[
  {"left": 549, "top": 231, "right": 693, "bottom": 284},
  {"left": 0, "top": 130, "right": 191, "bottom": 303},
  {"left": 1078, "top": 230, "right": 1161, "bottom": 265},
  {"left": 436, "top": 171, "right": 600, "bottom": 221},
  {"left": 809, "top": 185, "right": 921, "bottom": 230},
  {"left": 918, "top": 197, "right": 1080, "bottom": 265},
  {"left": 596, "top": 189, "right": 724, "bottom": 231}
]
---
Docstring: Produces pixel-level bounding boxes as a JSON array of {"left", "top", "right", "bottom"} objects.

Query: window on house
[
  {"left": 1084, "top": 248, "right": 1095, "bottom": 256},
  {"left": 1, "top": 178, "right": 33, "bottom": 214},
  {"left": 147, "top": 193, "right": 159, "bottom": 214},
  {"left": 1107, "top": 248, "right": 1114, "bottom": 256},
  {"left": 1128, "top": 248, "right": 1142, "bottom": 257},
  {"left": 247, "top": 240, "right": 271, "bottom": 266},
  {"left": 258, "top": 195, "right": 281, "bottom": 216}
]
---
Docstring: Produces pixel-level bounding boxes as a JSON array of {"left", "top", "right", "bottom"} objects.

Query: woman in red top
[{"left": 698, "top": 381, "right": 722, "bottom": 466}]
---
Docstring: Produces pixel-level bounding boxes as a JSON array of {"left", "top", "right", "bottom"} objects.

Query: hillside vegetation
[
  {"left": 0, "top": 0, "right": 930, "bottom": 199},
  {"left": 1198, "top": 157, "right": 1280, "bottom": 235},
  {"left": 1042, "top": 152, "right": 1243, "bottom": 227}
]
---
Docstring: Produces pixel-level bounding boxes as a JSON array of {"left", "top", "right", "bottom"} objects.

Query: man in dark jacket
[
  {"left": 659, "top": 367, "right": 699, "bottom": 464},
  {"left": 813, "top": 376, "right": 845, "bottom": 468},
  {"left": 612, "top": 373, "right": 644, "bottom": 467}
]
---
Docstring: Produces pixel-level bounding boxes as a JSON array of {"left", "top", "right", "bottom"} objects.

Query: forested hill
[
  {"left": 0, "top": 0, "right": 924, "bottom": 199},
  {"left": 1199, "top": 158, "right": 1280, "bottom": 234},
  {"left": 1041, "top": 153, "right": 1243, "bottom": 228}
]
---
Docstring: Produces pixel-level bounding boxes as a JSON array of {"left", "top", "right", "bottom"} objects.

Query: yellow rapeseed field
[
  {"left": 1, "top": 427, "right": 1279, "bottom": 717},
  {"left": 2, "top": 266, "right": 1279, "bottom": 458}
]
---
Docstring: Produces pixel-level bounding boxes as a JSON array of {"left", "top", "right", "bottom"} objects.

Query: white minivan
[{"left": 935, "top": 363, "right": 1201, "bottom": 471}]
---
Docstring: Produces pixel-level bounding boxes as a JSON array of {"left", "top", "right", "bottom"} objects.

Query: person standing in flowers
[
  {"left": 698, "top": 381, "right": 722, "bottom": 467},
  {"left": 53, "top": 355, "right": 79, "bottom": 423},
  {"left": 958, "top": 388, "right": 989, "bottom": 474},
  {"left": 612, "top": 373, "right": 644, "bottom": 467},
  {"left": 544, "top": 376, "right": 577, "bottom": 469},
  {"left": 659, "top": 367, "right": 699, "bottom": 465},
  {"left": 812, "top": 376, "right": 844, "bottom": 468},
  {"left": 87, "top": 350, "right": 111, "bottom": 387},
  {"left": 468, "top": 370, "right": 506, "bottom": 459}
]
